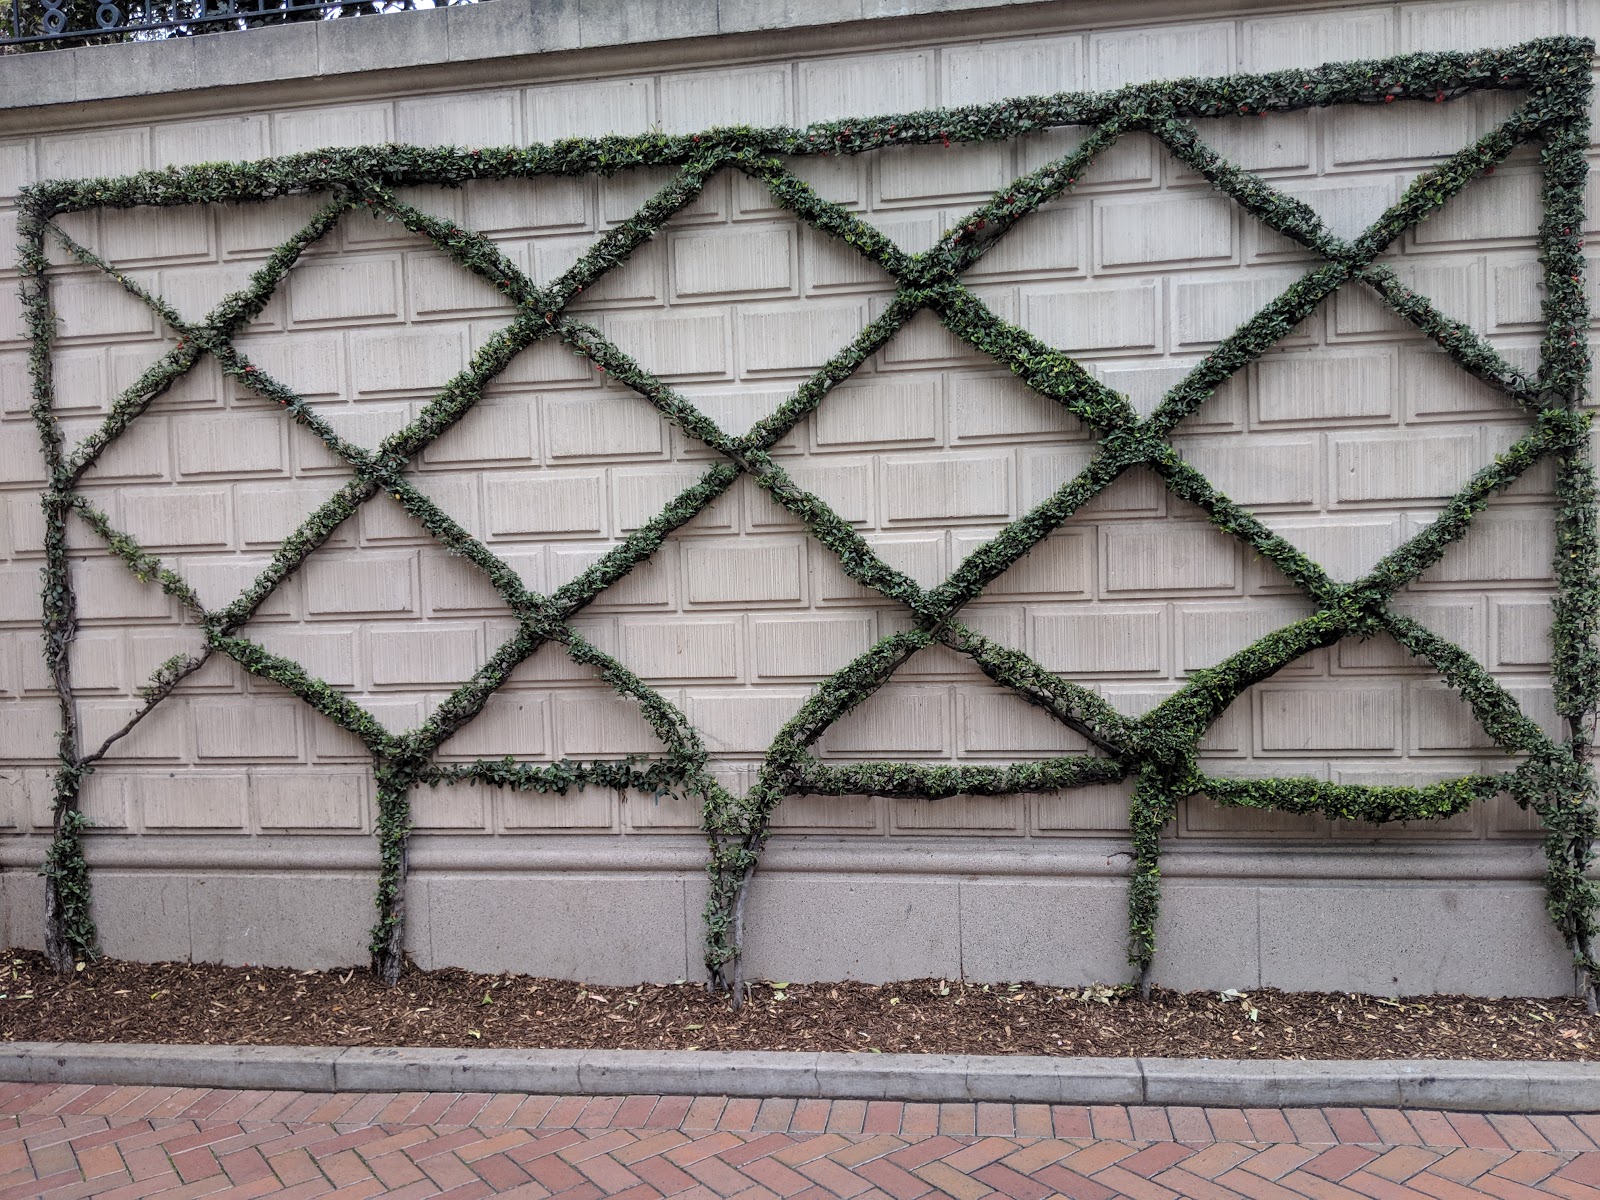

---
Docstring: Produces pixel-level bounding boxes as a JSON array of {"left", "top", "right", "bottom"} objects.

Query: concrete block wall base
[
  {"left": 0, "top": 842, "right": 1579, "bottom": 996},
  {"left": 3, "top": 0, "right": 1596, "bottom": 1009},
  {"left": 0, "top": 1043, "right": 1595, "bottom": 1113}
]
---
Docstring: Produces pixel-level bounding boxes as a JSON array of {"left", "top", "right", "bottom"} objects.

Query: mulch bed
[{"left": 0, "top": 951, "right": 1594, "bottom": 1060}]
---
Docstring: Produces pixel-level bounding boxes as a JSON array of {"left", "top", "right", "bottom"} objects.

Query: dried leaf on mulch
[{"left": 0, "top": 952, "right": 1592, "bottom": 1059}]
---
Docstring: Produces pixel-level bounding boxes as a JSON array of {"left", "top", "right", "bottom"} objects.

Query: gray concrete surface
[{"left": 1, "top": 1043, "right": 1595, "bottom": 1111}]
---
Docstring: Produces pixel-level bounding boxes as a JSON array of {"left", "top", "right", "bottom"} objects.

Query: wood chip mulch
[{"left": 0, "top": 951, "right": 1594, "bottom": 1060}]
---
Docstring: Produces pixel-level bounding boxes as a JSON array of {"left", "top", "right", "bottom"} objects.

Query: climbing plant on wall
[{"left": 16, "top": 36, "right": 1599, "bottom": 1007}]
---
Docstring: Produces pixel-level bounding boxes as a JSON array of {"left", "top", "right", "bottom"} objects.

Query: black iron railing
[{"left": 3, "top": 0, "right": 469, "bottom": 49}]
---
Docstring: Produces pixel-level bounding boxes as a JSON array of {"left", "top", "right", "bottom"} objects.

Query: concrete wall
[{"left": 0, "top": 0, "right": 1594, "bottom": 995}]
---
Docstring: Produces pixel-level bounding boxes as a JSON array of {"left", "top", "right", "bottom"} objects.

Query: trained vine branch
[{"left": 16, "top": 37, "right": 1596, "bottom": 1007}]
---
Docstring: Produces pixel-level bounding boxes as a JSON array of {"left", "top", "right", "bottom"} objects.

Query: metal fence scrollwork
[
  {"left": 16, "top": 37, "right": 1600, "bottom": 1009},
  {"left": 5, "top": 0, "right": 468, "bottom": 50}
]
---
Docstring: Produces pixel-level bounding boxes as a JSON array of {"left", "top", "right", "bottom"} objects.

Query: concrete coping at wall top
[
  {"left": 3, "top": 0, "right": 1060, "bottom": 115},
  {"left": 1, "top": 0, "right": 1407, "bottom": 122},
  {"left": 1, "top": 1042, "right": 1595, "bottom": 1113}
]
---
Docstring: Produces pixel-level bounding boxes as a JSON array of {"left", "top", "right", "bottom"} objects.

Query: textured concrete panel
[
  {"left": 189, "top": 873, "right": 377, "bottom": 968},
  {"left": 421, "top": 876, "right": 691, "bottom": 981},
  {"left": 135, "top": 772, "right": 249, "bottom": 830},
  {"left": 959, "top": 880, "right": 1127, "bottom": 984},
  {"left": 1259, "top": 882, "right": 1574, "bottom": 996},
  {"left": 738, "top": 875, "right": 961, "bottom": 983},
  {"left": 94, "top": 873, "right": 192, "bottom": 962},
  {"left": 942, "top": 35, "right": 1083, "bottom": 107},
  {"left": 1257, "top": 685, "right": 1402, "bottom": 755},
  {"left": 252, "top": 770, "right": 366, "bottom": 831}
]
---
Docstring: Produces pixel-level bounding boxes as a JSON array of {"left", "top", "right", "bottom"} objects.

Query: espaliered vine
[{"left": 16, "top": 37, "right": 1598, "bottom": 1007}]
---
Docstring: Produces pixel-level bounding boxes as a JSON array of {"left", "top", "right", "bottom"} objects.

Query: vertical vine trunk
[
  {"left": 1127, "top": 771, "right": 1175, "bottom": 1002},
  {"left": 370, "top": 769, "right": 413, "bottom": 985},
  {"left": 725, "top": 860, "right": 758, "bottom": 1010},
  {"left": 42, "top": 864, "right": 75, "bottom": 974}
]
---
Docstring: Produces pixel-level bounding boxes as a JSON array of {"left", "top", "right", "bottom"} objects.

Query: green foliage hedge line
[{"left": 16, "top": 36, "right": 1598, "bottom": 1004}]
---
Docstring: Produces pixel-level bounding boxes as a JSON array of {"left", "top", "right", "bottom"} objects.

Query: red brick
[
  {"left": 1545, "top": 1177, "right": 1600, "bottom": 1200},
  {"left": 1120, "top": 1143, "right": 1197, "bottom": 1178},
  {"left": 752, "top": 1107, "right": 796, "bottom": 1132},
  {"left": 407, "top": 1128, "right": 488, "bottom": 1161},
  {"left": 474, "top": 1151, "right": 537, "bottom": 1191},
  {"left": 1325, "top": 1110, "right": 1381, "bottom": 1146},
  {"left": 798, "top": 1155, "right": 876, "bottom": 1199},
  {"left": 972, "top": 1161, "right": 1053, "bottom": 1200},
  {"left": 1484, "top": 1116, "right": 1554, "bottom": 1153},
  {"left": 1302, "top": 1146, "right": 1382, "bottom": 1182},
  {"left": 1243, "top": 1110, "right": 1296, "bottom": 1144},
  {"left": 615, "top": 1130, "right": 694, "bottom": 1165},
  {"left": 524, "top": 1150, "right": 588, "bottom": 1192},
  {"left": 541, "top": 1096, "right": 593, "bottom": 1129},
  {"left": 1364, "top": 1110, "right": 1423, "bottom": 1146},
  {"left": 1088, "top": 1106, "right": 1133, "bottom": 1141},
  {"left": 898, "top": 1107, "right": 939, "bottom": 1139},
  {"left": 719, "top": 1133, "right": 794, "bottom": 1168},
  {"left": 58, "top": 1088, "right": 119, "bottom": 1117},
  {"left": 508, "top": 1129, "right": 588, "bottom": 1164},
  {"left": 365, "top": 1150, "right": 429, "bottom": 1189},
  {"left": 1282, "top": 1109, "right": 1338, "bottom": 1146},
  {"left": 1531, "top": 1119, "right": 1599, "bottom": 1153},
  {"left": 1472, "top": 1171, "right": 1574, "bottom": 1200},
  {"left": 827, "top": 1102, "right": 868, "bottom": 1136},
  {"left": 506, "top": 1097, "right": 559, "bottom": 1129},
  {"left": 791, "top": 1103, "right": 831, "bottom": 1134},
  {"left": 975, "top": 1106, "right": 1014, "bottom": 1138},
  {"left": 576, "top": 1097, "right": 625, "bottom": 1129},
  {"left": 1165, "top": 1107, "right": 1213, "bottom": 1144},
  {"left": 1431, "top": 1147, "right": 1510, "bottom": 1184},
  {"left": 685, "top": 1099, "right": 728, "bottom": 1131},
  {"left": 1235, "top": 1145, "right": 1318, "bottom": 1182},
  {"left": 1405, "top": 1113, "right": 1467, "bottom": 1150},
  {"left": 1205, "top": 1109, "right": 1256, "bottom": 1142},
  {"left": 416, "top": 1148, "right": 482, "bottom": 1191},
  {"left": 1048, "top": 1107, "right": 1091, "bottom": 1139},
  {"left": 1089, "top": 1164, "right": 1182, "bottom": 1200},
  {"left": 886, "top": 1137, "right": 967, "bottom": 1171},
  {"left": 666, "top": 1132, "right": 746, "bottom": 1167},
  {"left": 1560, "top": 1155, "right": 1600, "bottom": 1187},
  {"left": 1129, "top": 1108, "right": 1174, "bottom": 1143},
  {"left": 744, "top": 1154, "right": 816, "bottom": 1198},
  {"left": 686, "top": 1152, "right": 766, "bottom": 1195},
  {"left": 855, "top": 1157, "right": 931, "bottom": 1200},
  {"left": 1180, "top": 1144, "right": 1260, "bottom": 1180},
  {"left": 719, "top": 1101, "right": 762, "bottom": 1133},
  {"left": 863, "top": 1105, "right": 904, "bottom": 1137},
  {"left": 1489, "top": 1150, "right": 1564, "bottom": 1184},
  {"left": 1218, "top": 1168, "right": 1326, "bottom": 1200},
  {"left": 633, "top": 1151, "right": 700, "bottom": 1194},
  {"left": 1153, "top": 1166, "right": 1254, "bottom": 1200},
  {"left": 1365, "top": 1147, "right": 1441, "bottom": 1182},
  {"left": 938, "top": 1105, "right": 976, "bottom": 1137},
  {"left": 1033, "top": 1163, "right": 1118, "bottom": 1200},
  {"left": 648, "top": 1098, "right": 696, "bottom": 1130},
  {"left": 1336, "top": 1169, "right": 1434, "bottom": 1200},
  {"left": 73, "top": 1142, "right": 126, "bottom": 1180}
]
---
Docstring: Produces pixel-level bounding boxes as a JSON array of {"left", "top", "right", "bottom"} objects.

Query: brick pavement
[{"left": 1, "top": 1082, "right": 1598, "bottom": 1199}]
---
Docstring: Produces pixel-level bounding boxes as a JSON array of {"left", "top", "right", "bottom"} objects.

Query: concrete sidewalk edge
[{"left": 2, "top": 1043, "right": 1597, "bottom": 1113}]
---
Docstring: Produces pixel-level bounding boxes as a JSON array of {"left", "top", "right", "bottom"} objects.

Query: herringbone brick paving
[{"left": 1, "top": 1084, "right": 1598, "bottom": 1200}]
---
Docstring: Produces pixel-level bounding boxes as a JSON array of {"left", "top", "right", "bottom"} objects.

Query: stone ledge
[
  {"left": 1, "top": 1042, "right": 1594, "bottom": 1111},
  {"left": 0, "top": 835, "right": 1561, "bottom": 883},
  {"left": 0, "top": 0, "right": 1397, "bottom": 126},
  {"left": 1, "top": 0, "right": 1050, "bottom": 114}
]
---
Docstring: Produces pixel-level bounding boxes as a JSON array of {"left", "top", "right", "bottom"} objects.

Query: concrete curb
[{"left": 2, "top": 1044, "right": 1596, "bottom": 1113}]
